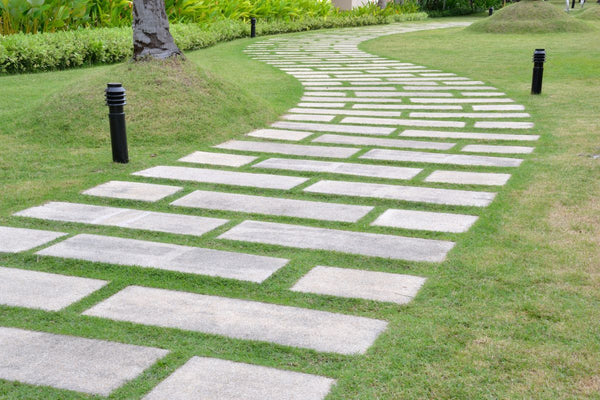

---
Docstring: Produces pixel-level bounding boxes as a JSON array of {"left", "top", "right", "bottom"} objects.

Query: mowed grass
[{"left": 0, "top": 21, "right": 599, "bottom": 399}]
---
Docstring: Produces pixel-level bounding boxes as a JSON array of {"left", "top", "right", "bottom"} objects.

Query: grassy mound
[
  {"left": 578, "top": 4, "right": 600, "bottom": 20},
  {"left": 468, "top": 0, "right": 594, "bottom": 33}
]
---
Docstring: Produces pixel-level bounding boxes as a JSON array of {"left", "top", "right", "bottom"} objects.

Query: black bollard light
[
  {"left": 531, "top": 49, "right": 546, "bottom": 95},
  {"left": 250, "top": 17, "right": 256, "bottom": 38},
  {"left": 105, "top": 83, "right": 129, "bottom": 163},
  {"left": 489, "top": 7, "right": 494, "bottom": 15}
]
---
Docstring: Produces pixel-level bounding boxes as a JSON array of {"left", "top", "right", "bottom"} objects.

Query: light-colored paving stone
[
  {"left": 361, "top": 149, "right": 523, "bottom": 167},
  {"left": 334, "top": 92, "right": 453, "bottom": 98},
  {"left": 289, "top": 107, "right": 402, "bottom": 117},
  {"left": 272, "top": 121, "right": 395, "bottom": 135},
  {"left": 461, "top": 92, "right": 505, "bottom": 96},
  {"left": 247, "top": 128, "right": 314, "bottom": 141},
  {"left": 15, "top": 202, "right": 228, "bottom": 237},
  {"left": 353, "top": 104, "right": 462, "bottom": 110},
  {"left": 409, "top": 112, "right": 530, "bottom": 119},
  {"left": 462, "top": 144, "right": 534, "bottom": 154},
  {"left": 0, "top": 266, "right": 108, "bottom": 311},
  {"left": 424, "top": 170, "right": 511, "bottom": 186},
  {"left": 37, "top": 234, "right": 288, "bottom": 283},
  {"left": 304, "top": 91, "right": 347, "bottom": 97},
  {"left": 302, "top": 96, "right": 406, "bottom": 103},
  {"left": 171, "top": 190, "right": 373, "bottom": 223},
  {"left": 410, "top": 98, "right": 514, "bottom": 104},
  {"left": 0, "top": 327, "right": 168, "bottom": 396},
  {"left": 177, "top": 151, "right": 257, "bottom": 167},
  {"left": 0, "top": 226, "right": 66, "bottom": 253},
  {"left": 472, "top": 104, "right": 525, "bottom": 111},
  {"left": 291, "top": 265, "right": 426, "bottom": 304},
  {"left": 304, "top": 180, "right": 496, "bottom": 207},
  {"left": 372, "top": 209, "right": 478, "bottom": 233},
  {"left": 83, "top": 285, "right": 388, "bottom": 355},
  {"left": 218, "top": 220, "right": 454, "bottom": 262},
  {"left": 253, "top": 157, "right": 421, "bottom": 180},
  {"left": 143, "top": 356, "right": 335, "bottom": 400},
  {"left": 340, "top": 116, "right": 465, "bottom": 128},
  {"left": 474, "top": 121, "right": 535, "bottom": 129},
  {"left": 312, "top": 133, "right": 454, "bottom": 150},
  {"left": 133, "top": 166, "right": 308, "bottom": 190},
  {"left": 400, "top": 129, "right": 540, "bottom": 141},
  {"left": 297, "top": 102, "right": 346, "bottom": 108},
  {"left": 215, "top": 140, "right": 359, "bottom": 158},
  {"left": 82, "top": 180, "right": 183, "bottom": 202},
  {"left": 282, "top": 114, "right": 336, "bottom": 122}
]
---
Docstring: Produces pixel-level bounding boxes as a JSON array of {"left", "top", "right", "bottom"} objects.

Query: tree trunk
[
  {"left": 377, "top": 0, "right": 388, "bottom": 9},
  {"left": 132, "top": 0, "right": 182, "bottom": 60}
]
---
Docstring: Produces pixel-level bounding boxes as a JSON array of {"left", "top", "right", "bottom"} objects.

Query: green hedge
[{"left": 0, "top": 13, "right": 427, "bottom": 74}]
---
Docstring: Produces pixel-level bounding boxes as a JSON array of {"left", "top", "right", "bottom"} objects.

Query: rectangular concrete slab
[
  {"left": 178, "top": 151, "right": 257, "bottom": 167},
  {"left": 0, "top": 327, "right": 168, "bottom": 396},
  {"left": 36, "top": 234, "right": 288, "bottom": 283},
  {"left": 247, "top": 128, "right": 314, "bottom": 141},
  {"left": 312, "top": 134, "right": 454, "bottom": 150},
  {"left": 15, "top": 202, "right": 228, "bottom": 237},
  {"left": 424, "top": 170, "right": 511, "bottom": 186},
  {"left": 361, "top": 149, "right": 523, "bottom": 167},
  {"left": 304, "top": 180, "right": 495, "bottom": 207},
  {"left": 474, "top": 121, "right": 535, "bottom": 129},
  {"left": 291, "top": 265, "right": 426, "bottom": 304},
  {"left": 282, "top": 114, "right": 336, "bottom": 122},
  {"left": 409, "top": 112, "right": 530, "bottom": 119},
  {"left": 460, "top": 92, "right": 505, "bottom": 96},
  {"left": 83, "top": 180, "right": 183, "bottom": 202},
  {"left": 253, "top": 157, "right": 421, "bottom": 180},
  {"left": 302, "top": 96, "right": 406, "bottom": 103},
  {"left": 461, "top": 144, "right": 534, "bottom": 154},
  {"left": 171, "top": 190, "right": 373, "bottom": 223},
  {"left": 0, "top": 266, "right": 108, "bottom": 311},
  {"left": 410, "top": 98, "right": 514, "bottom": 104},
  {"left": 272, "top": 121, "right": 395, "bottom": 135},
  {"left": 472, "top": 105, "right": 525, "bottom": 111},
  {"left": 353, "top": 104, "right": 462, "bottom": 110},
  {"left": 214, "top": 140, "right": 359, "bottom": 159},
  {"left": 372, "top": 209, "right": 479, "bottom": 233},
  {"left": 297, "top": 102, "right": 346, "bottom": 108},
  {"left": 340, "top": 116, "right": 465, "bottom": 128},
  {"left": 289, "top": 107, "right": 402, "bottom": 117},
  {"left": 400, "top": 129, "right": 540, "bottom": 141},
  {"left": 218, "top": 220, "right": 454, "bottom": 262},
  {"left": 0, "top": 226, "right": 66, "bottom": 253},
  {"left": 133, "top": 166, "right": 308, "bottom": 190},
  {"left": 143, "top": 356, "right": 335, "bottom": 400},
  {"left": 83, "top": 285, "right": 388, "bottom": 355}
]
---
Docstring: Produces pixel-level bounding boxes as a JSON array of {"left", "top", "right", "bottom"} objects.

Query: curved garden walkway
[{"left": 0, "top": 21, "right": 538, "bottom": 399}]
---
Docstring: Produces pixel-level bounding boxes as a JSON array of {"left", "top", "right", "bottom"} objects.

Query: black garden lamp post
[
  {"left": 105, "top": 83, "right": 129, "bottom": 163},
  {"left": 531, "top": 49, "right": 546, "bottom": 95}
]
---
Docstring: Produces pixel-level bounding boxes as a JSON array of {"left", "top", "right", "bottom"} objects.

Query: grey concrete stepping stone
[
  {"left": 37, "top": 234, "right": 288, "bottom": 283},
  {"left": 291, "top": 265, "right": 426, "bottom": 304},
  {"left": 297, "top": 102, "right": 346, "bottom": 108},
  {"left": 409, "top": 112, "right": 530, "bottom": 119},
  {"left": 219, "top": 220, "right": 454, "bottom": 262},
  {"left": 247, "top": 128, "right": 314, "bottom": 141},
  {"left": 272, "top": 121, "right": 395, "bottom": 135},
  {"left": 15, "top": 202, "right": 228, "bottom": 237},
  {"left": 0, "top": 226, "right": 66, "bottom": 253},
  {"left": 462, "top": 144, "right": 534, "bottom": 154},
  {"left": 143, "top": 357, "right": 335, "bottom": 400},
  {"left": 361, "top": 149, "right": 523, "bottom": 167},
  {"left": 472, "top": 104, "right": 525, "bottom": 111},
  {"left": 0, "top": 327, "right": 168, "bottom": 396},
  {"left": 302, "top": 96, "right": 406, "bottom": 103},
  {"left": 302, "top": 86, "right": 397, "bottom": 91},
  {"left": 403, "top": 86, "right": 496, "bottom": 91},
  {"left": 400, "top": 129, "right": 540, "bottom": 141},
  {"left": 474, "top": 121, "right": 535, "bottom": 129},
  {"left": 353, "top": 104, "right": 462, "bottom": 110},
  {"left": 334, "top": 92, "right": 453, "bottom": 97},
  {"left": 282, "top": 114, "right": 335, "bottom": 122},
  {"left": 253, "top": 157, "right": 421, "bottom": 180},
  {"left": 312, "top": 134, "right": 454, "bottom": 150},
  {"left": 171, "top": 190, "right": 372, "bottom": 223},
  {"left": 83, "top": 180, "right": 182, "bottom": 202},
  {"left": 178, "top": 151, "right": 256, "bottom": 167},
  {"left": 340, "top": 116, "right": 465, "bottom": 128},
  {"left": 289, "top": 107, "right": 402, "bottom": 117},
  {"left": 83, "top": 285, "right": 387, "bottom": 355},
  {"left": 461, "top": 92, "right": 505, "bottom": 96},
  {"left": 304, "top": 180, "right": 495, "bottom": 207},
  {"left": 372, "top": 209, "right": 478, "bottom": 233},
  {"left": 133, "top": 166, "right": 307, "bottom": 190},
  {"left": 0, "top": 266, "right": 107, "bottom": 311},
  {"left": 410, "top": 98, "right": 513, "bottom": 104},
  {"left": 424, "top": 170, "right": 511, "bottom": 186},
  {"left": 215, "top": 140, "right": 359, "bottom": 158}
]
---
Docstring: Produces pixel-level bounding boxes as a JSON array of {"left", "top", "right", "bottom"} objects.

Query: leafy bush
[{"left": 0, "top": 12, "right": 427, "bottom": 74}]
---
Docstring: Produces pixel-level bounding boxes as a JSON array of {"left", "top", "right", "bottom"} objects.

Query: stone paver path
[{"left": 3, "top": 21, "right": 539, "bottom": 397}]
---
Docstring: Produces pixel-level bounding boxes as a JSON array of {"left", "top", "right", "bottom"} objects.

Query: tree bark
[
  {"left": 377, "top": 0, "right": 388, "bottom": 9},
  {"left": 132, "top": 0, "right": 182, "bottom": 60}
]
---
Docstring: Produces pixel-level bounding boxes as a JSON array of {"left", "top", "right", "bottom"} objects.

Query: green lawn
[{"left": 1, "top": 17, "right": 599, "bottom": 399}]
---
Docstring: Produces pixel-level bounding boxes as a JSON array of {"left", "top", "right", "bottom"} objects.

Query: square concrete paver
[
  {"left": 0, "top": 327, "right": 168, "bottom": 396},
  {"left": 143, "top": 357, "right": 335, "bottom": 400},
  {"left": 218, "top": 220, "right": 454, "bottom": 262},
  {"left": 425, "top": 170, "right": 511, "bottom": 186},
  {"left": 214, "top": 140, "right": 359, "bottom": 159},
  {"left": 83, "top": 285, "right": 388, "bottom": 355},
  {"left": 37, "top": 234, "right": 288, "bottom": 283},
  {"left": 0, "top": 226, "right": 66, "bottom": 253},
  {"left": 372, "top": 209, "right": 479, "bottom": 233},
  {"left": 291, "top": 266, "right": 426, "bottom": 304},
  {"left": 0, "top": 266, "right": 108, "bottom": 311},
  {"left": 15, "top": 202, "right": 228, "bottom": 237},
  {"left": 82, "top": 181, "right": 182, "bottom": 202},
  {"left": 178, "top": 151, "right": 257, "bottom": 167}
]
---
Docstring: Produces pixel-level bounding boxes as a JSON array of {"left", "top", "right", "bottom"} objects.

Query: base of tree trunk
[{"left": 132, "top": 0, "right": 182, "bottom": 60}]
